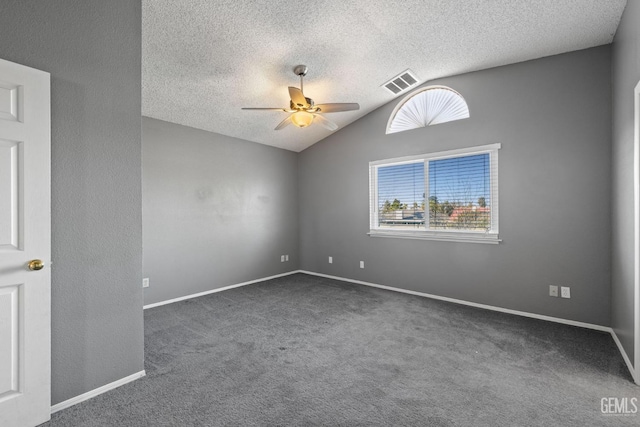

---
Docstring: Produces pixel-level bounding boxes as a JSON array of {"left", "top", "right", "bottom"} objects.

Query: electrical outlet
[
  {"left": 561, "top": 286, "right": 571, "bottom": 299},
  {"left": 142, "top": 278, "right": 149, "bottom": 288},
  {"left": 549, "top": 285, "right": 558, "bottom": 297},
  {"left": 285, "top": 255, "right": 289, "bottom": 261},
  {"left": 280, "top": 255, "right": 285, "bottom": 262},
  {"left": 359, "top": 261, "right": 364, "bottom": 269},
  {"left": 328, "top": 256, "right": 333, "bottom": 264}
]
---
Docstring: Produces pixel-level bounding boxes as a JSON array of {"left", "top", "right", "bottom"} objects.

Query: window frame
[{"left": 369, "top": 143, "right": 501, "bottom": 244}]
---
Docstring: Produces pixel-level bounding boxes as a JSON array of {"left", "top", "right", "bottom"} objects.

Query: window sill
[{"left": 367, "top": 229, "right": 501, "bottom": 244}]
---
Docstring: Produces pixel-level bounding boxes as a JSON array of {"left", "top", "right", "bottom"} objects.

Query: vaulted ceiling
[{"left": 142, "top": 0, "right": 626, "bottom": 152}]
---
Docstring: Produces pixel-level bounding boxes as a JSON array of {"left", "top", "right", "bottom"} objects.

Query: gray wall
[
  {"left": 299, "top": 46, "right": 612, "bottom": 326},
  {"left": 142, "top": 118, "right": 298, "bottom": 305},
  {"left": 612, "top": 0, "right": 640, "bottom": 368},
  {"left": 0, "top": 1, "right": 144, "bottom": 405}
]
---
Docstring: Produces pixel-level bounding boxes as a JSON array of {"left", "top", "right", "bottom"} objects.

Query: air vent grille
[{"left": 382, "top": 70, "right": 419, "bottom": 95}]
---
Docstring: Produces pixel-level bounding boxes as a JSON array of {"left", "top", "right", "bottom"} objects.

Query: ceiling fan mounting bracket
[{"left": 293, "top": 65, "right": 308, "bottom": 77}]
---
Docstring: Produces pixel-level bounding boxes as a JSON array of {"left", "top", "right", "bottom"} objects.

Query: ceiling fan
[{"left": 242, "top": 65, "right": 360, "bottom": 131}]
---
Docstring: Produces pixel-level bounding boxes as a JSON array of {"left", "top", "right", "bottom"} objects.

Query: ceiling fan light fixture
[
  {"left": 242, "top": 65, "right": 359, "bottom": 131},
  {"left": 291, "top": 111, "right": 314, "bottom": 128}
]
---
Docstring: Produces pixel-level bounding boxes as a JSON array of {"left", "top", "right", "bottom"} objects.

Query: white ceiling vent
[{"left": 382, "top": 70, "right": 419, "bottom": 95}]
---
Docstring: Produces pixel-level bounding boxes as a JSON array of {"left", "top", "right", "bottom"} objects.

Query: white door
[{"left": 0, "top": 58, "right": 51, "bottom": 426}]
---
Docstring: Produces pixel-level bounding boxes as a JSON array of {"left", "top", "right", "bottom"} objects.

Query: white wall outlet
[
  {"left": 359, "top": 261, "right": 364, "bottom": 269},
  {"left": 328, "top": 256, "right": 333, "bottom": 264},
  {"left": 285, "top": 255, "right": 289, "bottom": 261},
  {"left": 561, "top": 286, "right": 571, "bottom": 298},
  {"left": 280, "top": 255, "right": 285, "bottom": 262},
  {"left": 549, "top": 285, "right": 558, "bottom": 297},
  {"left": 142, "top": 278, "right": 149, "bottom": 288}
]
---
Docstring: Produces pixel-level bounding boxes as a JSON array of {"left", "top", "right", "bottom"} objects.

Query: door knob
[{"left": 28, "top": 259, "right": 44, "bottom": 271}]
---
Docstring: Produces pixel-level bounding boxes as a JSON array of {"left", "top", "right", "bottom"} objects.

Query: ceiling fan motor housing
[{"left": 290, "top": 98, "right": 314, "bottom": 110}]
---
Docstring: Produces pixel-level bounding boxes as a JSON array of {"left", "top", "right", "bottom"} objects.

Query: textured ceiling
[{"left": 142, "top": 0, "right": 626, "bottom": 152}]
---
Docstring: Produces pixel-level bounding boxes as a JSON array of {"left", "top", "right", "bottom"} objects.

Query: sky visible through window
[
  {"left": 429, "top": 153, "right": 490, "bottom": 207},
  {"left": 377, "top": 162, "right": 424, "bottom": 208},
  {"left": 377, "top": 153, "right": 490, "bottom": 209}
]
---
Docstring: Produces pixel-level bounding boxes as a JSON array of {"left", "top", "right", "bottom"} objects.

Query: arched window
[{"left": 386, "top": 85, "right": 469, "bottom": 134}]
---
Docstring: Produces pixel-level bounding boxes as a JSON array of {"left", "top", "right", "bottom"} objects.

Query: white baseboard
[
  {"left": 300, "top": 270, "right": 610, "bottom": 332},
  {"left": 51, "top": 370, "right": 146, "bottom": 414},
  {"left": 148, "top": 269, "right": 637, "bottom": 385},
  {"left": 300, "top": 270, "right": 640, "bottom": 384},
  {"left": 143, "top": 270, "right": 299, "bottom": 310},
  {"left": 50, "top": 270, "right": 636, "bottom": 416},
  {"left": 611, "top": 330, "right": 639, "bottom": 385}
]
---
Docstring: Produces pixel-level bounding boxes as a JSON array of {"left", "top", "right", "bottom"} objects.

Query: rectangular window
[{"left": 369, "top": 144, "right": 500, "bottom": 243}]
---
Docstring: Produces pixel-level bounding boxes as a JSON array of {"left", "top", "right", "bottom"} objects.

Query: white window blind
[
  {"left": 369, "top": 144, "right": 500, "bottom": 243},
  {"left": 429, "top": 153, "right": 491, "bottom": 231},
  {"left": 376, "top": 161, "right": 425, "bottom": 229}
]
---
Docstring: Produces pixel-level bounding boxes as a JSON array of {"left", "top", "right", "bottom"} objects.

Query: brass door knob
[{"left": 28, "top": 259, "right": 44, "bottom": 271}]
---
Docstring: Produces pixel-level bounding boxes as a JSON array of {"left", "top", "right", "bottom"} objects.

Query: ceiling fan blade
[
  {"left": 314, "top": 103, "right": 360, "bottom": 113},
  {"left": 288, "top": 87, "right": 309, "bottom": 109},
  {"left": 241, "top": 107, "right": 288, "bottom": 111},
  {"left": 275, "top": 115, "right": 293, "bottom": 130},
  {"left": 313, "top": 114, "right": 338, "bottom": 131}
]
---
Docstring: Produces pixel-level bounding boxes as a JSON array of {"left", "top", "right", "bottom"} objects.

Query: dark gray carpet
[{"left": 45, "top": 273, "right": 639, "bottom": 426}]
